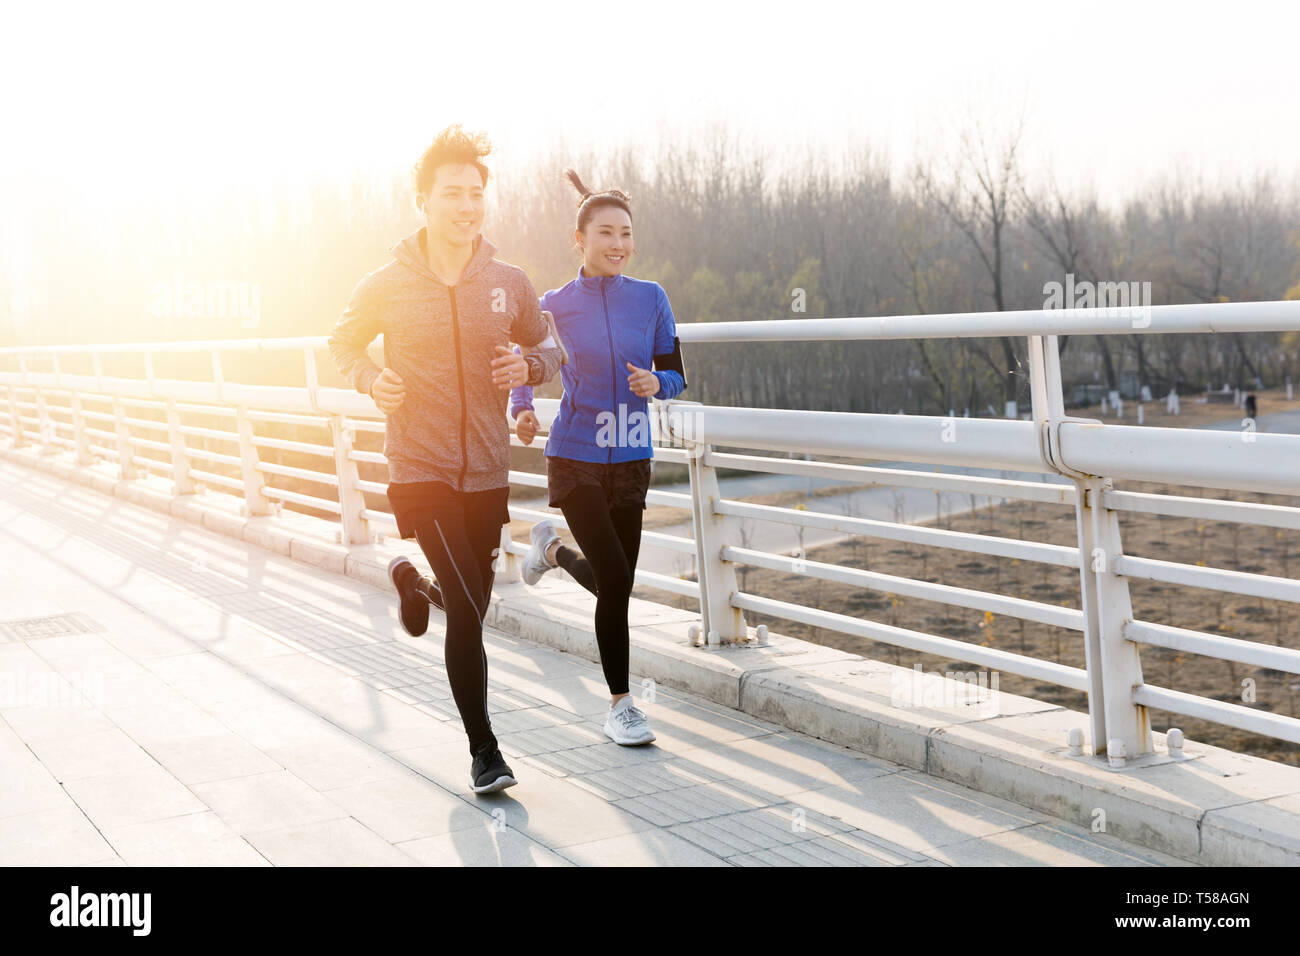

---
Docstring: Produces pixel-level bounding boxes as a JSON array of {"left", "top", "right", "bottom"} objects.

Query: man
[{"left": 328, "top": 125, "right": 562, "bottom": 794}]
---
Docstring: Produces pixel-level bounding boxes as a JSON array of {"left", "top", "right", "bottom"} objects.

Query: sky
[{"left": 3, "top": 0, "right": 1297, "bottom": 211}]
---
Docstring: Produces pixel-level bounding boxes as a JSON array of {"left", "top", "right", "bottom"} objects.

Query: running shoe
[
  {"left": 603, "top": 696, "right": 656, "bottom": 746},
  {"left": 388, "top": 554, "right": 429, "bottom": 637},
  {"left": 522, "top": 519, "right": 561, "bottom": 586},
  {"left": 469, "top": 741, "right": 518, "bottom": 794}
]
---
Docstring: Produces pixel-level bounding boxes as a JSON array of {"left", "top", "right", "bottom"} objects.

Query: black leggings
[
  {"left": 554, "top": 485, "right": 643, "bottom": 696},
  {"left": 412, "top": 508, "right": 502, "bottom": 756}
]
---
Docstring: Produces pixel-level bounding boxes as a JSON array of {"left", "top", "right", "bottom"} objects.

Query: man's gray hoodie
[{"left": 328, "top": 228, "right": 562, "bottom": 491}]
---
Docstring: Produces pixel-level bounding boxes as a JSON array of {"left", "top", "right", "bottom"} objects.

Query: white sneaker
[
  {"left": 522, "top": 520, "right": 561, "bottom": 586},
  {"left": 603, "top": 696, "right": 656, "bottom": 746}
]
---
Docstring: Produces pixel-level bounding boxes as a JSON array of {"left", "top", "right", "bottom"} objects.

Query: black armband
[{"left": 652, "top": 336, "right": 687, "bottom": 390}]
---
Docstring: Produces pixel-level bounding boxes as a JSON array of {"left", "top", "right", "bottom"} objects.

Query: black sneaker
[
  {"left": 469, "top": 741, "right": 517, "bottom": 794},
  {"left": 388, "top": 555, "right": 429, "bottom": 637}
]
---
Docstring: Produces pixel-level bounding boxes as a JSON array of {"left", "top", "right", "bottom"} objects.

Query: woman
[{"left": 510, "top": 169, "right": 687, "bottom": 746}]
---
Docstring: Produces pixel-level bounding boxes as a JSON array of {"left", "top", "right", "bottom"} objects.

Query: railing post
[
  {"left": 1027, "top": 333, "right": 1149, "bottom": 759},
  {"left": 111, "top": 398, "right": 138, "bottom": 478},
  {"left": 670, "top": 399, "right": 745, "bottom": 645},
  {"left": 69, "top": 390, "right": 91, "bottom": 465},
  {"left": 11, "top": 353, "right": 30, "bottom": 448},
  {"left": 235, "top": 403, "right": 272, "bottom": 516},
  {"left": 1080, "top": 477, "right": 1152, "bottom": 759},
  {"left": 34, "top": 354, "right": 57, "bottom": 454},
  {"left": 5, "top": 381, "right": 22, "bottom": 447},
  {"left": 164, "top": 398, "right": 193, "bottom": 494},
  {"left": 329, "top": 415, "right": 369, "bottom": 545},
  {"left": 498, "top": 525, "right": 522, "bottom": 583},
  {"left": 111, "top": 380, "right": 139, "bottom": 480},
  {"left": 304, "top": 347, "right": 368, "bottom": 545}
]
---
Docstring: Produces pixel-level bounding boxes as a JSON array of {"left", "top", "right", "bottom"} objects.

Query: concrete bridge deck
[{"left": 0, "top": 459, "right": 1189, "bottom": 866}]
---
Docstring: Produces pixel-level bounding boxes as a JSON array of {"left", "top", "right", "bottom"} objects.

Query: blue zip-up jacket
[{"left": 510, "top": 267, "right": 685, "bottom": 463}]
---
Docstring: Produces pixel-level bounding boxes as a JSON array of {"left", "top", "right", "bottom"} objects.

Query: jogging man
[{"left": 328, "top": 125, "right": 562, "bottom": 794}]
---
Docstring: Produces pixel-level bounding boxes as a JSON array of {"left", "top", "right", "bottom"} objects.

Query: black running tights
[
  {"left": 413, "top": 510, "right": 502, "bottom": 756},
  {"left": 553, "top": 485, "right": 643, "bottom": 696}
]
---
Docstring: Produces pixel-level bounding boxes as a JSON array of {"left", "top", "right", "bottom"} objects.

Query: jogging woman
[{"left": 510, "top": 169, "right": 687, "bottom": 746}]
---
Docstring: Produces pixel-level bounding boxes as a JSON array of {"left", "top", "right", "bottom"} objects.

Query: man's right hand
[
  {"left": 516, "top": 410, "right": 540, "bottom": 445},
  {"left": 369, "top": 368, "right": 405, "bottom": 414}
]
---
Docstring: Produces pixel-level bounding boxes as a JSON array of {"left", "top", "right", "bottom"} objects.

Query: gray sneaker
[
  {"left": 522, "top": 520, "right": 561, "bottom": 586},
  {"left": 603, "top": 696, "right": 656, "bottom": 746}
]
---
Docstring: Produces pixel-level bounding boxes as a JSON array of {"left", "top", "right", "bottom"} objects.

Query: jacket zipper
[
  {"left": 449, "top": 286, "right": 468, "bottom": 490},
  {"left": 601, "top": 281, "right": 615, "bottom": 464}
]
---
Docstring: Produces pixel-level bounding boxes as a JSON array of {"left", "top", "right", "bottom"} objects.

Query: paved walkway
[{"left": 0, "top": 459, "right": 1188, "bottom": 866}]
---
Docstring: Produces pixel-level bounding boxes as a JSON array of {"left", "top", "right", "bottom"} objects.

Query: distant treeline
[{"left": 6, "top": 126, "right": 1300, "bottom": 416}]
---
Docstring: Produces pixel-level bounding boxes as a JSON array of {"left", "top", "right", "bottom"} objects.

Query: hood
[{"left": 391, "top": 228, "right": 499, "bottom": 285}]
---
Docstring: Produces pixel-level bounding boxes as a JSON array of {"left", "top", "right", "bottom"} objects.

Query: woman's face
[{"left": 577, "top": 206, "right": 634, "bottom": 277}]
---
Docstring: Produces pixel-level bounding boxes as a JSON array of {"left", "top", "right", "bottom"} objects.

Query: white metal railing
[{"left": 2, "top": 300, "right": 1299, "bottom": 767}]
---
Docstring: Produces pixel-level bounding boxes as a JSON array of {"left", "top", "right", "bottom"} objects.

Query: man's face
[{"left": 417, "top": 163, "right": 485, "bottom": 248}]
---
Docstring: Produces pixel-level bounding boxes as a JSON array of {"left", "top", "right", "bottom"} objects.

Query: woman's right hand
[
  {"left": 369, "top": 368, "right": 405, "bottom": 414},
  {"left": 516, "top": 410, "right": 540, "bottom": 445}
]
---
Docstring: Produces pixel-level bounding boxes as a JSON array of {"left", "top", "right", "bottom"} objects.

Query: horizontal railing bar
[
  {"left": 682, "top": 406, "right": 1051, "bottom": 473},
  {"left": 356, "top": 479, "right": 388, "bottom": 496},
  {"left": 244, "top": 409, "right": 329, "bottom": 427},
  {"left": 122, "top": 416, "right": 169, "bottom": 432},
  {"left": 1113, "top": 554, "right": 1300, "bottom": 604},
  {"left": 639, "top": 530, "right": 696, "bottom": 554},
  {"left": 732, "top": 592, "right": 1090, "bottom": 691},
  {"left": 250, "top": 435, "right": 336, "bottom": 457},
  {"left": 704, "top": 451, "right": 1078, "bottom": 505},
  {"left": 631, "top": 568, "right": 701, "bottom": 598},
  {"left": 1125, "top": 620, "right": 1300, "bottom": 675},
  {"left": 717, "top": 499, "right": 1080, "bottom": 567},
  {"left": 184, "top": 447, "right": 242, "bottom": 467},
  {"left": 722, "top": 545, "right": 1084, "bottom": 630},
  {"left": 507, "top": 470, "right": 547, "bottom": 489},
  {"left": 1132, "top": 683, "right": 1300, "bottom": 745},
  {"left": 6, "top": 302, "right": 1297, "bottom": 361},
  {"left": 1103, "top": 490, "right": 1300, "bottom": 531},
  {"left": 677, "top": 300, "right": 1300, "bottom": 343},
  {"left": 177, "top": 424, "right": 239, "bottom": 443},
  {"left": 260, "top": 485, "right": 343, "bottom": 514},
  {"left": 187, "top": 467, "right": 245, "bottom": 492},
  {"left": 255, "top": 461, "right": 340, "bottom": 486},
  {"left": 130, "top": 455, "right": 171, "bottom": 474},
  {"left": 127, "top": 435, "right": 171, "bottom": 454},
  {"left": 0, "top": 335, "right": 345, "bottom": 355},
  {"left": 173, "top": 402, "right": 236, "bottom": 417},
  {"left": 346, "top": 449, "right": 387, "bottom": 465},
  {"left": 1060, "top": 421, "right": 1300, "bottom": 495}
]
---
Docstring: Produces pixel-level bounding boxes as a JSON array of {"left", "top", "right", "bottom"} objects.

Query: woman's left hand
[{"left": 626, "top": 362, "right": 659, "bottom": 398}]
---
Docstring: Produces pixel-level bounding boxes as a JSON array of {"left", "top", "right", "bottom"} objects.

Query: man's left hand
[{"left": 492, "top": 346, "right": 530, "bottom": 390}]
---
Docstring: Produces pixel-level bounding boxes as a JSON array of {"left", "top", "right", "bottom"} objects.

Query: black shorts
[
  {"left": 386, "top": 481, "right": 510, "bottom": 540},
  {"left": 546, "top": 455, "right": 652, "bottom": 510}
]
